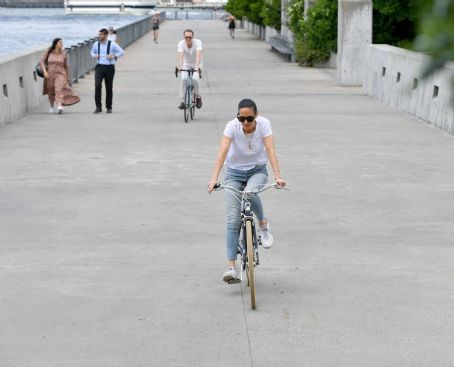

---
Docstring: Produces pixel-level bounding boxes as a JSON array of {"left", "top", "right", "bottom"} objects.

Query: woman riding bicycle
[{"left": 208, "top": 98, "right": 286, "bottom": 283}]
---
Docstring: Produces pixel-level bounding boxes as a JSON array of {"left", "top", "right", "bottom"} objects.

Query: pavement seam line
[{"left": 240, "top": 284, "right": 255, "bottom": 367}]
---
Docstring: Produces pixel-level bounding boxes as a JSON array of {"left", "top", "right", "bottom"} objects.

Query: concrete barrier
[
  {"left": 364, "top": 45, "right": 454, "bottom": 135},
  {"left": 265, "top": 26, "right": 278, "bottom": 43},
  {"left": 243, "top": 20, "right": 266, "bottom": 41},
  {"left": 0, "top": 15, "right": 164, "bottom": 126},
  {"left": 0, "top": 46, "right": 47, "bottom": 127}
]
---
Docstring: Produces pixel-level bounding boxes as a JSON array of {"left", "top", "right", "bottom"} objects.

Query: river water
[
  {"left": 0, "top": 7, "right": 225, "bottom": 58},
  {"left": 0, "top": 8, "right": 146, "bottom": 57}
]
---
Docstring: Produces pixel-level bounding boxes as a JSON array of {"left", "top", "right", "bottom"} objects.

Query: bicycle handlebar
[
  {"left": 214, "top": 182, "right": 287, "bottom": 194},
  {"left": 175, "top": 67, "right": 202, "bottom": 78}
]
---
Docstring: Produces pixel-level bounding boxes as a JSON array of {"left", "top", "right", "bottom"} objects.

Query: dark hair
[
  {"left": 99, "top": 28, "right": 108, "bottom": 35},
  {"left": 48, "top": 38, "right": 62, "bottom": 53},
  {"left": 238, "top": 98, "right": 257, "bottom": 114},
  {"left": 183, "top": 29, "right": 194, "bottom": 36}
]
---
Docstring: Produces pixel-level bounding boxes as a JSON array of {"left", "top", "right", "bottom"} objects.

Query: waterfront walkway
[{"left": 1, "top": 20, "right": 454, "bottom": 367}]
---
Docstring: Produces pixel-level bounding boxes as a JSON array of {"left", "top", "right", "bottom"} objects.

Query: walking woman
[
  {"left": 152, "top": 13, "right": 160, "bottom": 44},
  {"left": 207, "top": 98, "right": 286, "bottom": 283},
  {"left": 41, "top": 38, "right": 80, "bottom": 114},
  {"left": 228, "top": 16, "right": 236, "bottom": 39}
]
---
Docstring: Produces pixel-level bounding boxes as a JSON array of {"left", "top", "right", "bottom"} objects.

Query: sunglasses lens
[{"left": 238, "top": 116, "right": 255, "bottom": 123}]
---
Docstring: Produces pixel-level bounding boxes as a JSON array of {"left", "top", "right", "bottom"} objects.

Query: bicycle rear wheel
[
  {"left": 245, "top": 220, "right": 256, "bottom": 309},
  {"left": 184, "top": 86, "right": 191, "bottom": 123}
]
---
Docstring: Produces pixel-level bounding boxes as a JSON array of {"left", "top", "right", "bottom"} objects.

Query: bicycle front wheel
[
  {"left": 184, "top": 86, "right": 191, "bottom": 123},
  {"left": 190, "top": 88, "right": 195, "bottom": 120},
  {"left": 245, "top": 220, "right": 256, "bottom": 310}
]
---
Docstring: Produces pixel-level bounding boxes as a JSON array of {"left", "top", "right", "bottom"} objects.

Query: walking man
[
  {"left": 91, "top": 28, "right": 125, "bottom": 114},
  {"left": 177, "top": 29, "right": 203, "bottom": 110}
]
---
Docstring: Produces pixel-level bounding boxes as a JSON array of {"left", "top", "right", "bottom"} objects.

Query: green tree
[
  {"left": 225, "top": 0, "right": 266, "bottom": 25},
  {"left": 224, "top": 0, "right": 248, "bottom": 18},
  {"left": 413, "top": 0, "right": 454, "bottom": 77},
  {"left": 287, "top": 0, "right": 305, "bottom": 32},
  {"left": 373, "top": 0, "right": 420, "bottom": 46},
  {"left": 261, "top": 0, "right": 282, "bottom": 31}
]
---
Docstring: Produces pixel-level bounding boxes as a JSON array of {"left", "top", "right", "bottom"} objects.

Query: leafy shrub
[{"left": 288, "top": 0, "right": 337, "bottom": 65}]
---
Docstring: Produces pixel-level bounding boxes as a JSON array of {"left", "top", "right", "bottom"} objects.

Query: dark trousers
[{"left": 95, "top": 64, "right": 115, "bottom": 109}]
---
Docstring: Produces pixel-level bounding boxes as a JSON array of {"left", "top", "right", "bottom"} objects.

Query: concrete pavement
[{"left": 1, "top": 20, "right": 454, "bottom": 366}]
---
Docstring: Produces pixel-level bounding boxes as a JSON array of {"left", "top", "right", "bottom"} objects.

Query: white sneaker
[
  {"left": 48, "top": 107, "right": 54, "bottom": 114},
  {"left": 57, "top": 105, "right": 63, "bottom": 114},
  {"left": 259, "top": 222, "right": 274, "bottom": 249},
  {"left": 223, "top": 267, "right": 241, "bottom": 284}
]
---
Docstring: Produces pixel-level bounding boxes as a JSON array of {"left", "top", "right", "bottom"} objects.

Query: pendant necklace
[{"left": 244, "top": 131, "right": 254, "bottom": 150}]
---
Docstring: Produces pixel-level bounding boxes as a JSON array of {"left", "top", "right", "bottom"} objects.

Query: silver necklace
[{"left": 244, "top": 131, "right": 254, "bottom": 150}]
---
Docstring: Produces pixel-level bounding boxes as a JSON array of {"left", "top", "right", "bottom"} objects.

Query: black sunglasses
[
  {"left": 185, "top": 36, "right": 193, "bottom": 39},
  {"left": 237, "top": 115, "right": 255, "bottom": 123}
]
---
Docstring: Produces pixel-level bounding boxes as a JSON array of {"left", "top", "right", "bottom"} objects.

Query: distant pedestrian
[
  {"left": 151, "top": 14, "right": 160, "bottom": 44},
  {"left": 228, "top": 16, "right": 236, "bottom": 39},
  {"left": 91, "top": 28, "right": 125, "bottom": 114},
  {"left": 40, "top": 37, "right": 80, "bottom": 114},
  {"left": 107, "top": 26, "right": 119, "bottom": 44}
]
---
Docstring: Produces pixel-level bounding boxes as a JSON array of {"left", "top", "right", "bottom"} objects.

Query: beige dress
[{"left": 42, "top": 50, "right": 80, "bottom": 106}]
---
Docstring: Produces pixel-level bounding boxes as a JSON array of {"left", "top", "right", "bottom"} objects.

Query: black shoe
[
  {"left": 94, "top": 107, "right": 102, "bottom": 113},
  {"left": 196, "top": 96, "right": 202, "bottom": 109},
  {"left": 106, "top": 108, "right": 112, "bottom": 114},
  {"left": 178, "top": 102, "right": 185, "bottom": 109}
]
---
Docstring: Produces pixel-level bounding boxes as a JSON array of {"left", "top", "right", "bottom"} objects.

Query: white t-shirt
[
  {"left": 177, "top": 39, "right": 203, "bottom": 68},
  {"left": 108, "top": 34, "right": 117, "bottom": 42},
  {"left": 223, "top": 116, "right": 272, "bottom": 170}
]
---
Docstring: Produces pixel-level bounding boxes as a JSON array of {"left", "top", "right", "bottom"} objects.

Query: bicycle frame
[
  {"left": 238, "top": 191, "right": 260, "bottom": 274},
  {"left": 214, "top": 181, "right": 286, "bottom": 309},
  {"left": 176, "top": 68, "right": 198, "bottom": 122},
  {"left": 215, "top": 183, "right": 281, "bottom": 275}
]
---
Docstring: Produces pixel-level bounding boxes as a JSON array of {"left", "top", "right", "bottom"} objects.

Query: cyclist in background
[
  {"left": 177, "top": 29, "right": 203, "bottom": 110},
  {"left": 208, "top": 98, "right": 286, "bottom": 283}
]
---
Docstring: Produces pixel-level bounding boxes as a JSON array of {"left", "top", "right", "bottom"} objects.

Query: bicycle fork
[{"left": 238, "top": 206, "right": 260, "bottom": 281}]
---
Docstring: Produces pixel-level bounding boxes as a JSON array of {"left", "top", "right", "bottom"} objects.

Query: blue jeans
[{"left": 225, "top": 164, "right": 268, "bottom": 260}]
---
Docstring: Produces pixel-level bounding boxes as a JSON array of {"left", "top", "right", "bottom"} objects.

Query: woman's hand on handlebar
[
  {"left": 275, "top": 177, "right": 286, "bottom": 188},
  {"left": 207, "top": 180, "right": 219, "bottom": 193}
]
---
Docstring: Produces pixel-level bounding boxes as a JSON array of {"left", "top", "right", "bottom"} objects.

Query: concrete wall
[
  {"left": 0, "top": 46, "right": 47, "bottom": 127},
  {"left": 364, "top": 45, "right": 454, "bottom": 134},
  {"left": 243, "top": 20, "right": 266, "bottom": 41},
  {"left": 0, "top": 15, "right": 160, "bottom": 126},
  {"left": 265, "top": 26, "right": 278, "bottom": 43}
]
